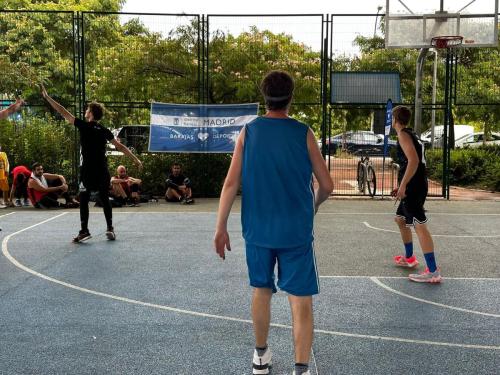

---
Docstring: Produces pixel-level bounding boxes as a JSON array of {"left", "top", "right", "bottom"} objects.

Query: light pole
[{"left": 374, "top": 6, "right": 383, "bottom": 37}]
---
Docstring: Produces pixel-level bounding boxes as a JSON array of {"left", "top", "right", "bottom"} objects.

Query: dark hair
[
  {"left": 31, "top": 162, "right": 42, "bottom": 170},
  {"left": 392, "top": 105, "right": 412, "bottom": 126},
  {"left": 171, "top": 163, "right": 181, "bottom": 171},
  {"left": 260, "top": 70, "right": 294, "bottom": 110},
  {"left": 88, "top": 102, "right": 104, "bottom": 121}
]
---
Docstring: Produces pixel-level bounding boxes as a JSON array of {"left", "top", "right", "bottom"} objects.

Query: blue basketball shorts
[{"left": 245, "top": 241, "right": 319, "bottom": 296}]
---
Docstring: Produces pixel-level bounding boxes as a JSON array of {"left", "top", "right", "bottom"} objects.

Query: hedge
[
  {"left": 426, "top": 145, "right": 500, "bottom": 192},
  {"left": 0, "top": 117, "right": 231, "bottom": 197}
]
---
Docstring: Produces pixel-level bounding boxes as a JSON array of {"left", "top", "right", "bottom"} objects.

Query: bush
[
  {"left": 108, "top": 153, "right": 231, "bottom": 198},
  {"left": 0, "top": 116, "right": 78, "bottom": 184},
  {"left": 1, "top": 116, "right": 231, "bottom": 197},
  {"left": 426, "top": 146, "right": 500, "bottom": 191}
]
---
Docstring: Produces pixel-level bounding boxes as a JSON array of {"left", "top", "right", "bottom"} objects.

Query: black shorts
[
  {"left": 80, "top": 165, "right": 110, "bottom": 191},
  {"left": 396, "top": 183, "right": 428, "bottom": 226}
]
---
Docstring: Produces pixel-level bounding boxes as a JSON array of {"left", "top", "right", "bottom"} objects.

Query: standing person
[
  {"left": 41, "top": 85, "right": 142, "bottom": 242},
  {"left": 391, "top": 105, "right": 442, "bottom": 283},
  {"left": 0, "top": 146, "right": 10, "bottom": 208},
  {"left": 0, "top": 98, "right": 24, "bottom": 120},
  {"left": 10, "top": 165, "right": 31, "bottom": 207},
  {"left": 213, "top": 71, "right": 333, "bottom": 375},
  {"left": 165, "top": 163, "right": 194, "bottom": 204},
  {"left": 0, "top": 98, "right": 24, "bottom": 211}
]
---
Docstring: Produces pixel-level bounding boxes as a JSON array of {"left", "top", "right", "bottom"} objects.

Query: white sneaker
[
  {"left": 105, "top": 228, "right": 116, "bottom": 241},
  {"left": 253, "top": 347, "right": 272, "bottom": 374},
  {"left": 409, "top": 268, "right": 442, "bottom": 283},
  {"left": 293, "top": 371, "right": 311, "bottom": 375}
]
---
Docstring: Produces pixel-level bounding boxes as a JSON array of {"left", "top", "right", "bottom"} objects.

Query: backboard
[{"left": 385, "top": 0, "right": 499, "bottom": 48}]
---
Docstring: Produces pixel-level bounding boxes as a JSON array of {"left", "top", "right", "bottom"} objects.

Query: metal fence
[{"left": 0, "top": 10, "right": 498, "bottom": 197}]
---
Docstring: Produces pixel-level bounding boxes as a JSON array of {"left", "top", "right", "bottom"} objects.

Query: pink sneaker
[
  {"left": 409, "top": 268, "right": 442, "bottom": 283},
  {"left": 393, "top": 255, "right": 419, "bottom": 268}
]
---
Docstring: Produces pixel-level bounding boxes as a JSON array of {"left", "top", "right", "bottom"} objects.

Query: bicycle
[{"left": 356, "top": 151, "right": 377, "bottom": 197}]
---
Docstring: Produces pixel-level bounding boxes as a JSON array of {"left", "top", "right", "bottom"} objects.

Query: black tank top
[{"left": 397, "top": 128, "right": 427, "bottom": 185}]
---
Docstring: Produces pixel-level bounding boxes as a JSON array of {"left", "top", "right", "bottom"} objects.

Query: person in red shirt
[
  {"left": 9, "top": 165, "right": 31, "bottom": 206},
  {"left": 110, "top": 165, "right": 142, "bottom": 206},
  {"left": 27, "top": 162, "right": 79, "bottom": 209}
]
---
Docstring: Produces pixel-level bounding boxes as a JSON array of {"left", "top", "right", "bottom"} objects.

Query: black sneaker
[
  {"left": 185, "top": 197, "right": 194, "bottom": 204},
  {"left": 106, "top": 227, "right": 116, "bottom": 241},
  {"left": 73, "top": 230, "right": 91, "bottom": 243}
]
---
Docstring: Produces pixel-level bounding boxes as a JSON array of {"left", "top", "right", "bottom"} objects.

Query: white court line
[
  {"left": 2, "top": 213, "right": 500, "bottom": 351},
  {"left": 58, "top": 211, "right": 500, "bottom": 216},
  {"left": 363, "top": 221, "right": 500, "bottom": 238},
  {"left": 318, "top": 212, "right": 500, "bottom": 216},
  {"left": 82, "top": 211, "right": 218, "bottom": 214},
  {"left": 311, "top": 348, "right": 319, "bottom": 375},
  {"left": 371, "top": 277, "right": 500, "bottom": 318},
  {"left": 0, "top": 212, "right": 16, "bottom": 219},
  {"left": 320, "top": 275, "right": 500, "bottom": 281}
]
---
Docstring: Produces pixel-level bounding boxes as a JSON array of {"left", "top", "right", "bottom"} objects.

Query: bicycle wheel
[
  {"left": 366, "top": 164, "right": 377, "bottom": 197},
  {"left": 357, "top": 161, "right": 365, "bottom": 193}
]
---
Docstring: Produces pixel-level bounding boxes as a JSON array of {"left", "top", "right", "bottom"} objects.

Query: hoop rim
[{"left": 431, "top": 35, "right": 464, "bottom": 49}]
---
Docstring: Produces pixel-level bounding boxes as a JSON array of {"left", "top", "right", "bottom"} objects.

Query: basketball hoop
[{"left": 431, "top": 36, "right": 463, "bottom": 49}]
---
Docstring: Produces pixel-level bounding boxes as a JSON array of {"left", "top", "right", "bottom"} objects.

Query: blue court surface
[{"left": 0, "top": 199, "right": 498, "bottom": 374}]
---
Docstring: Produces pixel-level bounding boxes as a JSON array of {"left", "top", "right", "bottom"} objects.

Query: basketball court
[{"left": 0, "top": 199, "right": 498, "bottom": 374}]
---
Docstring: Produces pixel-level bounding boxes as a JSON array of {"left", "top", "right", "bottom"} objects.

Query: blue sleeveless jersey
[{"left": 241, "top": 117, "right": 314, "bottom": 248}]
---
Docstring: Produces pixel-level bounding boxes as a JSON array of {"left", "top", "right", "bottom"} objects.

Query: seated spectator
[
  {"left": 165, "top": 163, "right": 194, "bottom": 204},
  {"left": 27, "top": 162, "right": 79, "bottom": 209},
  {"left": 10, "top": 165, "right": 31, "bottom": 207},
  {"left": 110, "top": 165, "right": 142, "bottom": 206}
]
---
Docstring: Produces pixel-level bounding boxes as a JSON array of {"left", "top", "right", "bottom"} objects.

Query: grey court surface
[{"left": 0, "top": 199, "right": 499, "bottom": 375}]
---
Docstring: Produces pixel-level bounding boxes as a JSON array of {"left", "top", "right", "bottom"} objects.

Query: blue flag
[
  {"left": 383, "top": 99, "right": 393, "bottom": 157},
  {"left": 149, "top": 103, "right": 259, "bottom": 153}
]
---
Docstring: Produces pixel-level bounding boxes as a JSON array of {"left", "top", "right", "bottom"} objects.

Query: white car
[
  {"left": 420, "top": 125, "right": 474, "bottom": 148},
  {"left": 455, "top": 132, "right": 500, "bottom": 148}
]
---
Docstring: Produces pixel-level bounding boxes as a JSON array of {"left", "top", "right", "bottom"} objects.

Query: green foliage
[
  {"left": 349, "top": 31, "right": 500, "bottom": 134},
  {"left": 108, "top": 153, "right": 231, "bottom": 197},
  {"left": 426, "top": 146, "right": 500, "bottom": 191},
  {"left": 208, "top": 27, "right": 322, "bottom": 131},
  {"left": 0, "top": 57, "right": 46, "bottom": 95},
  {"left": 0, "top": 115, "right": 77, "bottom": 183}
]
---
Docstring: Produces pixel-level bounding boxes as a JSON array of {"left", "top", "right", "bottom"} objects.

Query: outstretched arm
[
  {"left": 0, "top": 98, "right": 24, "bottom": 120},
  {"left": 110, "top": 139, "right": 143, "bottom": 171},
  {"left": 41, "top": 84, "right": 75, "bottom": 125}
]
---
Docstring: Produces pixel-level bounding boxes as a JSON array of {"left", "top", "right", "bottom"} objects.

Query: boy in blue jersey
[
  {"left": 214, "top": 71, "right": 333, "bottom": 375},
  {"left": 391, "top": 105, "right": 442, "bottom": 283}
]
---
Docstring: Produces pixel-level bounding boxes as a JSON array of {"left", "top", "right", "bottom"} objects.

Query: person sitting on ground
[
  {"left": 10, "top": 165, "right": 31, "bottom": 207},
  {"left": 165, "top": 163, "right": 194, "bottom": 204},
  {"left": 0, "top": 146, "right": 10, "bottom": 208},
  {"left": 110, "top": 165, "right": 142, "bottom": 206},
  {"left": 27, "top": 162, "right": 79, "bottom": 209}
]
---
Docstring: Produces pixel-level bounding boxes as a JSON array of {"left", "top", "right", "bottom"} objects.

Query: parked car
[
  {"left": 108, "top": 125, "right": 150, "bottom": 154},
  {"left": 420, "top": 125, "right": 474, "bottom": 148},
  {"left": 319, "top": 131, "right": 396, "bottom": 156},
  {"left": 455, "top": 132, "right": 500, "bottom": 148}
]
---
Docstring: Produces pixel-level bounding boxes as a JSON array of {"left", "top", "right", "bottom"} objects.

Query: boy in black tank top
[{"left": 391, "top": 105, "right": 442, "bottom": 283}]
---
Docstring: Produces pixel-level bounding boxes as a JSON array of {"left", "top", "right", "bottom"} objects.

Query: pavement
[{"left": 0, "top": 199, "right": 499, "bottom": 374}]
